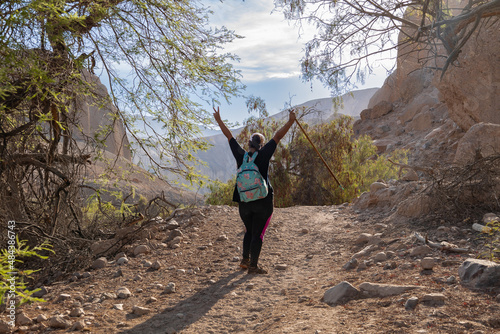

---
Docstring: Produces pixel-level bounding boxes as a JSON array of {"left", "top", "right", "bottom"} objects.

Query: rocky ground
[{"left": 3, "top": 204, "right": 500, "bottom": 334}]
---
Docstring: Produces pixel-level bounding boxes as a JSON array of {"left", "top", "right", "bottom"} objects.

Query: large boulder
[
  {"left": 454, "top": 123, "right": 500, "bottom": 165},
  {"left": 459, "top": 258, "right": 500, "bottom": 289},
  {"left": 438, "top": 19, "right": 500, "bottom": 132}
]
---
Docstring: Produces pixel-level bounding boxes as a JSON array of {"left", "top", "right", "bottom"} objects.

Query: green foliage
[
  {"left": 1, "top": 237, "right": 54, "bottom": 306},
  {"left": 206, "top": 108, "right": 407, "bottom": 207},
  {"left": 205, "top": 179, "right": 237, "bottom": 207},
  {"left": 478, "top": 219, "right": 500, "bottom": 263}
]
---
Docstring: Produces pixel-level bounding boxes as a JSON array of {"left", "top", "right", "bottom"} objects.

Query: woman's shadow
[{"left": 119, "top": 271, "right": 252, "bottom": 334}]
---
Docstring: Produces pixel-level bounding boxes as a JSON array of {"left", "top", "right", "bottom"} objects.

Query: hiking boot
[
  {"left": 248, "top": 265, "right": 268, "bottom": 274},
  {"left": 239, "top": 258, "right": 250, "bottom": 269}
]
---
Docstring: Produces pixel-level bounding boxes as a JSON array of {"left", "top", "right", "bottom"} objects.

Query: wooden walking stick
[{"left": 294, "top": 118, "right": 344, "bottom": 190}]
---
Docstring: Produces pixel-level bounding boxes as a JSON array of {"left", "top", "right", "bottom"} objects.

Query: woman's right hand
[{"left": 213, "top": 106, "right": 222, "bottom": 123}]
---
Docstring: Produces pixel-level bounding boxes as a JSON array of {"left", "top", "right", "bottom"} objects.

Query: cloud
[{"left": 207, "top": 0, "right": 312, "bottom": 82}]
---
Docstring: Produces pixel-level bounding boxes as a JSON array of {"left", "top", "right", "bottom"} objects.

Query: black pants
[{"left": 238, "top": 196, "right": 273, "bottom": 267}]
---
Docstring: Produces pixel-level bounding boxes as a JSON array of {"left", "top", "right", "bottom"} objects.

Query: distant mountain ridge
[{"left": 194, "top": 88, "right": 378, "bottom": 184}]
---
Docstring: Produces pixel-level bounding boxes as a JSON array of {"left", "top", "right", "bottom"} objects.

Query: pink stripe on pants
[{"left": 260, "top": 214, "right": 272, "bottom": 240}]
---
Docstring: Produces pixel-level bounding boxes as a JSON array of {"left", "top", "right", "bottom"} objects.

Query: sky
[{"left": 205, "top": 0, "right": 391, "bottom": 124}]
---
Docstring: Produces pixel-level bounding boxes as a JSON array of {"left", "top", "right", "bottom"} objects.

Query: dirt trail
[{"left": 16, "top": 205, "right": 500, "bottom": 333}]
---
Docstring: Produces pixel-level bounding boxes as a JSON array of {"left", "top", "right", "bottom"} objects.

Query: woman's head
[{"left": 248, "top": 133, "right": 265, "bottom": 150}]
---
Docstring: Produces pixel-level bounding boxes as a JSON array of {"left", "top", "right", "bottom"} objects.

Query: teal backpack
[{"left": 236, "top": 152, "right": 268, "bottom": 202}]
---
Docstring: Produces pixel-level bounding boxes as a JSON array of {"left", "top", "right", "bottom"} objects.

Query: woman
[{"left": 213, "top": 106, "right": 296, "bottom": 274}]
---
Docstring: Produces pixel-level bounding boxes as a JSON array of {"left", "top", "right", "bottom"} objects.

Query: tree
[
  {"left": 275, "top": 0, "right": 500, "bottom": 95},
  {"left": 0, "top": 1, "right": 242, "bottom": 235}
]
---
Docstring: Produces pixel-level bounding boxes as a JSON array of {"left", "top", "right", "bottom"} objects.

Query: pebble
[
  {"left": 446, "top": 276, "right": 457, "bottom": 284},
  {"left": 16, "top": 312, "right": 32, "bottom": 326},
  {"left": 69, "top": 307, "right": 85, "bottom": 317},
  {"left": 56, "top": 293, "right": 71, "bottom": 303},
  {"left": 36, "top": 314, "right": 48, "bottom": 323},
  {"left": 421, "top": 293, "right": 445, "bottom": 306},
  {"left": 117, "top": 287, "right": 132, "bottom": 299},
  {"left": 275, "top": 264, "right": 288, "bottom": 270},
  {"left": 142, "top": 260, "right": 152, "bottom": 267},
  {"left": 301, "top": 228, "right": 309, "bottom": 234},
  {"left": 92, "top": 257, "right": 108, "bottom": 269},
  {"left": 420, "top": 257, "right": 435, "bottom": 270},
  {"left": 134, "top": 245, "right": 150, "bottom": 256},
  {"left": 151, "top": 260, "right": 162, "bottom": 270},
  {"left": 48, "top": 315, "right": 72, "bottom": 329},
  {"left": 373, "top": 252, "right": 387, "bottom": 262},
  {"left": 116, "top": 257, "right": 129, "bottom": 265},
  {"left": 163, "top": 282, "right": 176, "bottom": 294},
  {"left": 410, "top": 245, "right": 432, "bottom": 257},
  {"left": 113, "top": 304, "right": 124, "bottom": 310},
  {"left": 217, "top": 234, "right": 228, "bottom": 241},
  {"left": 70, "top": 320, "right": 86, "bottom": 331},
  {"left": 405, "top": 297, "right": 419, "bottom": 310},
  {"left": 132, "top": 305, "right": 151, "bottom": 316}
]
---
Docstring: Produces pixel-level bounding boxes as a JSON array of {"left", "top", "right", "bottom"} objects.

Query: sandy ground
[{"left": 13, "top": 204, "right": 500, "bottom": 333}]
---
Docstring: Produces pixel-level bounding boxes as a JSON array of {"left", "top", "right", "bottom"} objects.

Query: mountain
[{"left": 194, "top": 88, "right": 378, "bottom": 185}]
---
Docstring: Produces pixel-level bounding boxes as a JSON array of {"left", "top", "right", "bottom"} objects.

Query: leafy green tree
[
  {"left": 206, "top": 105, "right": 407, "bottom": 207},
  {"left": 0, "top": 0, "right": 242, "bottom": 232},
  {"left": 274, "top": 0, "right": 500, "bottom": 94}
]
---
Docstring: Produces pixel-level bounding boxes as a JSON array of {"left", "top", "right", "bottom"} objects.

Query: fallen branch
[{"left": 414, "top": 232, "right": 470, "bottom": 253}]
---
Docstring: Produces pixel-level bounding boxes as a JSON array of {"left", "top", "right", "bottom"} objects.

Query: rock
[
  {"left": 116, "top": 257, "right": 129, "bottom": 265},
  {"left": 446, "top": 276, "right": 457, "bottom": 284},
  {"left": 217, "top": 234, "right": 228, "bottom": 241},
  {"left": 114, "top": 252, "right": 127, "bottom": 260},
  {"left": 165, "top": 220, "right": 180, "bottom": 230},
  {"left": 342, "top": 258, "right": 358, "bottom": 271},
  {"left": 163, "top": 282, "right": 176, "bottom": 294},
  {"left": 359, "top": 282, "right": 421, "bottom": 298},
  {"left": 322, "top": 281, "right": 360, "bottom": 305},
  {"left": 48, "top": 315, "right": 72, "bottom": 329},
  {"left": 373, "top": 252, "right": 387, "bottom": 262},
  {"left": 374, "top": 223, "right": 388, "bottom": 231},
  {"left": 113, "top": 304, "right": 124, "bottom": 310},
  {"left": 275, "top": 264, "right": 288, "bottom": 271},
  {"left": 133, "top": 245, "right": 150, "bottom": 257},
  {"left": 352, "top": 244, "right": 379, "bottom": 259},
  {"left": 405, "top": 297, "right": 419, "bottom": 310},
  {"left": 32, "top": 286, "right": 48, "bottom": 298},
  {"left": 420, "top": 257, "right": 435, "bottom": 270},
  {"left": 0, "top": 320, "right": 13, "bottom": 333},
  {"left": 169, "top": 236, "right": 183, "bottom": 248},
  {"left": 69, "top": 307, "right": 85, "bottom": 317},
  {"left": 410, "top": 245, "right": 432, "bottom": 257},
  {"left": 168, "top": 229, "right": 184, "bottom": 241},
  {"left": 301, "top": 228, "right": 310, "bottom": 234},
  {"left": 151, "top": 260, "right": 162, "bottom": 271},
  {"left": 56, "top": 293, "right": 71, "bottom": 303},
  {"left": 36, "top": 314, "right": 47, "bottom": 323},
  {"left": 132, "top": 306, "right": 151, "bottom": 316},
  {"left": 355, "top": 233, "right": 373, "bottom": 245},
  {"left": 370, "top": 182, "right": 388, "bottom": 193},
  {"left": 483, "top": 213, "right": 499, "bottom": 224},
  {"left": 421, "top": 293, "right": 445, "bottom": 306},
  {"left": 402, "top": 169, "right": 419, "bottom": 181},
  {"left": 16, "top": 312, "right": 32, "bottom": 326},
  {"left": 117, "top": 287, "right": 132, "bottom": 299},
  {"left": 454, "top": 123, "right": 500, "bottom": 165},
  {"left": 458, "top": 258, "right": 500, "bottom": 288},
  {"left": 92, "top": 257, "right": 108, "bottom": 269},
  {"left": 70, "top": 320, "right": 86, "bottom": 331}
]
